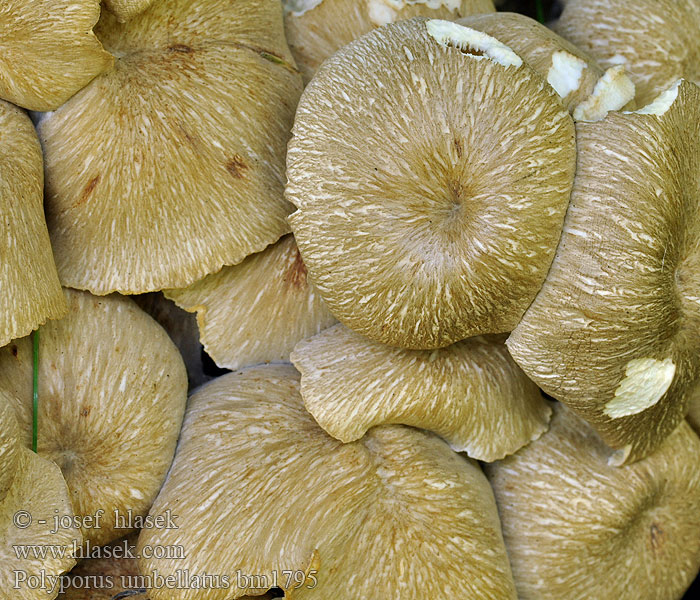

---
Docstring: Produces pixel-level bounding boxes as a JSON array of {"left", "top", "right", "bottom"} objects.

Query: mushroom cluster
[{"left": 2, "top": 1, "right": 699, "bottom": 599}]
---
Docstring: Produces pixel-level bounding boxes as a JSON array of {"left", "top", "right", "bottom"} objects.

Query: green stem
[
  {"left": 535, "top": 0, "right": 546, "bottom": 24},
  {"left": 32, "top": 329, "right": 39, "bottom": 453}
]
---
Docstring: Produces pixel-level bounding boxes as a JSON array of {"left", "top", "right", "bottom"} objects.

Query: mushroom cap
[
  {"left": 486, "top": 403, "right": 700, "bottom": 600},
  {"left": 556, "top": 0, "right": 700, "bottom": 106},
  {"left": 507, "top": 80, "right": 700, "bottom": 464},
  {"left": 38, "top": 0, "right": 303, "bottom": 295},
  {"left": 291, "top": 324, "right": 551, "bottom": 460},
  {"left": 0, "top": 397, "right": 20, "bottom": 502},
  {"left": 457, "top": 12, "right": 634, "bottom": 117},
  {"left": 133, "top": 293, "right": 210, "bottom": 390},
  {"left": 287, "top": 18, "right": 576, "bottom": 349},
  {"left": 166, "top": 235, "right": 337, "bottom": 371},
  {"left": 1, "top": 448, "right": 82, "bottom": 599},
  {"left": 103, "top": 0, "right": 156, "bottom": 22},
  {"left": 138, "top": 364, "right": 517, "bottom": 600},
  {"left": 283, "top": 0, "right": 496, "bottom": 83},
  {"left": 0, "top": 100, "right": 66, "bottom": 348},
  {"left": 0, "top": 0, "right": 112, "bottom": 111},
  {"left": 0, "top": 289, "right": 188, "bottom": 547}
]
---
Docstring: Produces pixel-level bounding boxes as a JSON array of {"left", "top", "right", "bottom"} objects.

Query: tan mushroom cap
[
  {"left": 287, "top": 18, "right": 576, "bottom": 349},
  {"left": 0, "top": 100, "right": 66, "bottom": 348},
  {"left": 39, "top": 0, "right": 303, "bottom": 295},
  {"left": 138, "top": 364, "right": 517, "bottom": 600},
  {"left": 458, "top": 12, "right": 635, "bottom": 118},
  {"left": 556, "top": 0, "right": 700, "bottom": 106},
  {"left": 0, "top": 1, "right": 112, "bottom": 111},
  {"left": 0, "top": 398, "right": 20, "bottom": 502},
  {"left": 133, "top": 293, "right": 210, "bottom": 389},
  {"left": 508, "top": 80, "right": 700, "bottom": 465},
  {"left": 166, "top": 235, "right": 337, "bottom": 371},
  {"left": 0, "top": 289, "right": 188, "bottom": 547},
  {"left": 283, "top": 0, "right": 495, "bottom": 83},
  {"left": 486, "top": 404, "right": 700, "bottom": 600},
  {"left": 103, "top": 0, "right": 156, "bottom": 22},
  {"left": 291, "top": 325, "right": 551, "bottom": 461},
  {"left": 1, "top": 448, "right": 82, "bottom": 599}
]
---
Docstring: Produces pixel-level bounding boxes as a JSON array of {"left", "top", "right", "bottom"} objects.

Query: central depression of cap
[{"left": 287, "top": 18, "right": 576, "bottom": 349}]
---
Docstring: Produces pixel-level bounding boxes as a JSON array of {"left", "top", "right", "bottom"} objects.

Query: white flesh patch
[
  {"left": 547, "top": 51, "right": 586, "bottom": 99},
  {"left": 573, "top": 66, "right": 635, "bottom": 122},
  {"left": 607, "top": 54, "right": 627, "bottom": 65},
  {"left": 283, "top": 0, "right": 325, "bottom": 16},
  {"left": 426, "top": 20, "right": 523, "bottom": 68},
  {"left": 368, "top": 0, "right": 398, "bottom": 25},
  {"left": 368, "top": 1, "right": 461, "bottom": 26},
  {"left": 604, "top": 358, "right": 676, "bottom": 419},
  {"left": 633, "top": 79, "right": 682, "bottom": 116}
]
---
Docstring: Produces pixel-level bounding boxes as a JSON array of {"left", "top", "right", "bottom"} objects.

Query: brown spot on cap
[
  {"left": 649, "top": 522, "right": 665, "bottom": 554},
  {"left": 179, "top": 127, "right": 198, "bottom": 148},
  {"left": 448, "top": 179, "right": 471, "bottom": 209},
  {"left": 169, "top": 118, "right": 199, "bottom": 149},
  {"left": 225, "top": 155, "right": 248, "bottom": 179},
  {"left": 453, "top": 136, "right": 464, "bottom": 159},
  {"left": 168, "top": 44, "right": 194, "bottom": 53},
  {"left": 80, "top": 406, "right": 91, "bottom": 417},
  {"left": 284, "top": 249, "right": 308, "bottom": 290},
  {"left": 74, "top": 175, "right": 101, "bottom": 208}
]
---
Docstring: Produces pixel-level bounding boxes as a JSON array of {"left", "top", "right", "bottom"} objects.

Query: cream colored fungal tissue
[{"left": 1, "top": 1, "right": 700, "bottom": 599}]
